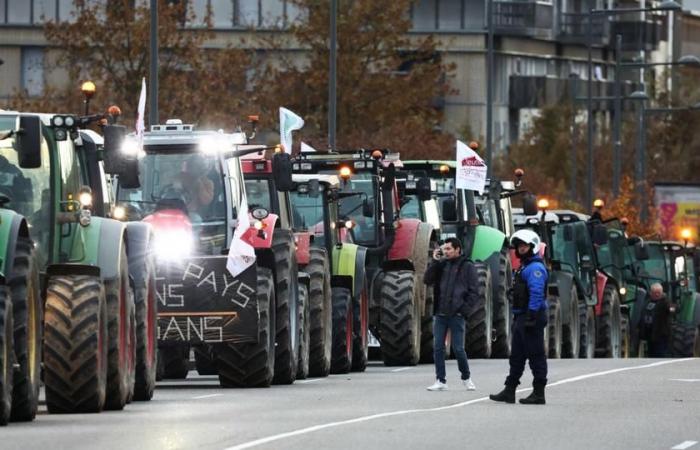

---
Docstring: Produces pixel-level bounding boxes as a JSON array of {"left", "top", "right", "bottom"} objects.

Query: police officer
[{"left": 490, "top": 229, "right": 549, "bottom": 405}]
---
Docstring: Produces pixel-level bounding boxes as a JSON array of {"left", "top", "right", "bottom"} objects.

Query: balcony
[
  {"left": 493, "top": 1, "right": 554, "bottom": 40},
  {"left": 610, "top": 16, "right": 665, "bottom": 51},
  {"left": 557, "top": 12, "right": 610, "bottom": 46}
]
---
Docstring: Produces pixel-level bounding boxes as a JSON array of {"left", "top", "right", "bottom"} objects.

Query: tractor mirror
[
  {"left": 308, "top": 179, "right": 320, "bottom": 198},
  {"left": 416, "top": 177, "right": 432, "bottom": 202},
  {"left": 592, "top": 224, "right": 609, "bottom": 245},
  {"left": 362, "top": 198, "right": 374, "bottom": 218},
  {"left": 273, "top": 152, "right": 294, "bottom": 192},
  {"left": 119, "top": 157, "right": 141, "bottom": 189},
  {"left": 102, "top": 125, "right": 126, "bottom": 175},
  {"left": 441, "top": 198, "right": 457, "bottom": 222},
  {"left": 635, "top": 243, "right": 650, "bottom": 261},
  {"left": 522, "top": 193, "right": 538, "bottom": 216},
  {"left": 16, "top": 115, "right": 42, "bottom": 169}
]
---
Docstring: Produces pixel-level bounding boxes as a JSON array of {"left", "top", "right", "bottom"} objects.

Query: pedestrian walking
[
  {"left": 639, "top": 283, "right": 675, "bottom": 357},
  {"left": 423, "top": 237, "right": 479, "bottom": 391},
  {"left": 490, "top": 229, "right": 548, "bottom": 405}
]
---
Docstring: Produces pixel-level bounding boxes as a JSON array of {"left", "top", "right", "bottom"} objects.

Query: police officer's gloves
[{"left": 524, "top": 310, "right": 537, "bottom": 328}]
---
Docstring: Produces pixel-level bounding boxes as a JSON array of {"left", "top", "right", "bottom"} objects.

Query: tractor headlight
[
  {"left": 153, "top": 231, "right": 193, "bottom": 261},
  {"left": 113, "top": 205, "right": 127, "bottom": 221},
  {"left": 78, "top": 209, "right": 92, "bottom": 227},
  {"left": 619, "top": 287, "right": 627, "bottom": 296},
  {"left": 78, "top": 186, "right": 93, "bottom": 208}
]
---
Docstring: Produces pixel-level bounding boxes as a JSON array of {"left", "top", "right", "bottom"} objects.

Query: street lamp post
[
  {"left": 613, "top": 34, "right": 622, "bottom": 196},
  {"left": 486, "top": 0, "right": 494, "bottom": 177},
  {"left": 329, "top": 0, "right": 337, "bottom": 151},
  {"left": 149, "top": 0, "right": 158, "bottom": 126}
]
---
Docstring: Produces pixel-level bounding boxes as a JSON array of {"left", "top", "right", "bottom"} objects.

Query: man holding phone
[{"left": 423, "top": 237, "right": 479, "bottom": 391}]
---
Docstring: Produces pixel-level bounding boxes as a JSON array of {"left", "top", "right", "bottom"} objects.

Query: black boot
[
  {"left": 489, "top": 384, "right": 516, "bottom": 404},
  {"left": 519, "top": 383, "right": 545, "bottom": 405}
]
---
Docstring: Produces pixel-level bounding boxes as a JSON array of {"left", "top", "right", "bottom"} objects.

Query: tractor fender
[
  {"left": 470, "top": 225, "right": 507, "bottom": 263},
  {"left": 242, "top": 214, "right": 279, "bottom": 249},
  {"left": 294, "top": 231, "right": 312, "bottom": 266},
  {"left": 410, "top": 222, "right": 435, "bottom": 277},
  {"left": 388, "top": 218, "right": 422, "bottom": 262},
  {"left": 594, "top": 271, "right": 610, "bottom": 316},
  {"left": 95, "top": 217, "right": 129, "bottom": 283},
  {"left": 332, "top": 243, "right": 368, "bottom": 297},
  {"left": 124, "top": 221, "right": 154, "bottom": 288},
  {"left": 547, "top": 271, "right": 576, "bottom": 327},
  {"left": 381, "top": 259, "right": 414, "bottom": 272},
  {"left": 0, "top": 209, "right": 30, "bottom": 280}
]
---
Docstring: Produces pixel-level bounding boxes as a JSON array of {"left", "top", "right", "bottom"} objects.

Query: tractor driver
[{"left": 175, "top": 154, "right": 214, "bottom": 221}]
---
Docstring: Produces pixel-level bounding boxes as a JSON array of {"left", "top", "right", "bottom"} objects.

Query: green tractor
[{"left": 0, "top": 112, "right": 141, "bottom": 416}]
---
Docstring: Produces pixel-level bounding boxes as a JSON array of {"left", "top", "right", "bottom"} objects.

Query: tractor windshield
[
  {"left": 290, "top": 184, "right": 336, "bottom": 249},
  {"left": 636, "top": 244, "right": 669, "bottom": 285},
  {"left": 551, "top": 221, "right": 595, "bottom": 294},
  {"left": 0, "top": 115, "right": 52, "bottom": 265},
  {"left": 117, "top": 151, "right": 228, "bottom": 256},
  {"left": 334, "top": 171, "right": 377, "bottom": 245},
  {"left": 244, "top": 179, "right": 272, "bottom": 211},
  {"left": 400, "top": 194, "right": 421, "bottom": 219}
]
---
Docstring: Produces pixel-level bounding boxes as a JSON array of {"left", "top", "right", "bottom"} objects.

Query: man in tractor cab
[
  {"left": 640, "top": 283, "right": 676, "bottom": 357},
  {"left": 174, "top": 154, "right": 214, "bottom": 221},
  {"left": 424, "top": 237, "right": 478, "bottom": 392},
  {"left": 490, "top": 229, "right": 548, "bottom": 405}
]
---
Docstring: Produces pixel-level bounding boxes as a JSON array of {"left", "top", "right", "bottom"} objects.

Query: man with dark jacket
[
  {"left": 640, "top": 283, "right": 675, "bottom": 357},
  {"left": 423, "top": 237, "right": 479, "bottom": 391}
]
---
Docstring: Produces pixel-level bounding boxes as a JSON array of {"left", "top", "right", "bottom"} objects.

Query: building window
[
  {"left": 438, "top": 0, "right": 462, "bottom": 30},
  {"left": 34, "top": 0, "right": 58, "bottom": 23},
  {"left": 412, "top": 0, "right": 437, "bottom": 30},
  {"left": 211, "top": 0, "right": 234, "bottom": 27},
  {"left": 58, "top": 0, "right": 78, "bottom": 22},
  {"left": 7, "top": 0, "right": 31, "bottom": 24},
  {"left": 236, "top": 0, "right": 259, "bottom": 27},
  {"left": 0, "top": 0, "right": 5, "bottom": 23},
  {"left": 21, "top": 47, "right": 44, "bottom": 97},
  {"left": 261, "top": 0, "right": 284, "bottom": 27}
]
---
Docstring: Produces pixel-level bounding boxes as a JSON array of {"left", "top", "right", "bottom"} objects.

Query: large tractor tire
[
  {"left": 596, "top": 285, "right": 622, "bottom": 358},
  {"left": 546, "top": 298, "right": 562, "bottom": 359},
  {"left": 307, "top": 248, "right": 332, "bottom": 377},
  {"left": 9, "top": 238, "right": 41, "bottom": 421},
  {"left": 561, "top": 285, "right": 580, "bottom": 359},
  {"left": 271, "top": 231, "right": 299, "bottom": 385},
  {"left": 620, "top": 315, "right": 631, "bottom": 358},
  {"left": 579, "top": 305, "right": 596, "bottom": 359},
  {"left": 194, "top": 345, "right": 218, "bottom": 376},
  {"left": 379, "top": 270, "right": 421, "bottom": 366},
  {"left": 104, "top": 246, "right": 137, "bottom": 410},
  {"left": 694, "top": 325, "right": 700, "bottom": 357},
  {"left": 296, "top": 282, "right": 310, "bottom": 380},
  {"left": 671, "top": 322, "right": 699, "bottom": 357},
  {"left": 216, "top": 268, "right": 275, "bottom": 388},
  {"left": 44, "top": 275, "right": 108, "bottom": 414},
  {"left": 157, "top": 345, "right": 190, "bottom": 380},
  {"left": 491, "top": 250, "right": 512, "bottom": 358},
  {"left": 331, "top": 287, "right": 353, "bottom": 373},
  {"left": 466, "top": 262, "right": 493, "bottom": 359},
  {"left": 351, "top": 278, "right": 369, "bottom": 372},
  {"left": 419, "top": 287, "right": 435, "bottom": 364},
  {"left": 133, "top": 255, "right": 157, "bottom": 401},
  {"left": 0, "top": 288, "right": 13, "bottom": 425}
]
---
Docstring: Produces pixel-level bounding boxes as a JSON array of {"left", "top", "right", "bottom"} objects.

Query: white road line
[
  {"left": 223, "top": 358, "right": 694, "bottom": 450},
  {"left": 391, "top": 367, "right": 412, "bottom": 373},
  {"left": 297, "top": 378, "right": 323, "bottom": 384},
  {"left": 671, "top": 441, "right": 698, "bottom": 449},
  {"left": 192, "top": 394, "right": 223, "bottom": 400},
  {"left": 669, "top": 378, "right": 700, "bottom": 382}
]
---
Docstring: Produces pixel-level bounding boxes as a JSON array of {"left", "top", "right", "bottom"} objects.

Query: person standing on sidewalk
[
  {"left": 423, "top": 237, "right": 479, "bottom": 391},
  {"left": 490, "top": 229, "right": 549, "bottom": 405}
]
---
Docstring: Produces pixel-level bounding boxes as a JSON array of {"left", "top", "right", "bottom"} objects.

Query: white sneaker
[
  {"left": 427, "top": 380, "right": 448, "bottom": 391},
  {"left": 463, "top": 378, "right": 476, "bottom": 391}
]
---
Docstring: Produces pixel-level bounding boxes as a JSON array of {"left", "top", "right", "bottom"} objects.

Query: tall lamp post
[
  {"left": 329, "top": 0, "right": 337, "bottom": 151},
  {"left": 586, "top": 0, "right": 681, "bottom": 210},
  {"left": 486, "top": 0, "right": 494, "bottom": 178}
]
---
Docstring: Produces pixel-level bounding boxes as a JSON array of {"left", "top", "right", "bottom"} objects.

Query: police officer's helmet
[{"left": 510, "top": 229, "right": 541, "bottom": 256}]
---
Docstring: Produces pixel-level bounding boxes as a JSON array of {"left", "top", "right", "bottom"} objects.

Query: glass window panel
[
  {"left": 34, "top": 0, "right": 57, "bottom": 23},
  {"left": 211, "top": 0, "right": 234, "bottom": 27},
  {"left": 463, "top": 0, "right": 484, "bottom": 29},
  {"left": 7, "top": 0, "right": 31, "bottom": 23},
  {"left": 260, "top": 0, "right": 283, "bottom": 27},
  {"left": 0, "top": 0, "right": 5, "bottom": 23},
  {"left": 190, "top": 0, "right": 208, "bottom": 26},
  {"left": 236, "top": 0, "right": 258, "bottom": 26},
  {"left": 412, "top": 0, "right": 436, "bottom": 30},
  {"left": 21, "top": 47, "right": 44, "bottom": 97},
  {"left": 58, "top": 0, "right": 77, "bottom": 22},
  {"left": 438, "top": 0, "right": 461, "bottom": 30},
  {"left": 286, "top": 1, "right": 304, "bottom": 26}
]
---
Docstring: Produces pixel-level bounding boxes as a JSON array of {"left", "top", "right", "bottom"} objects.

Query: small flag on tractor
[
  {"left": 226, "top": 199, "right": 256, "bottom": 277},
  {"left": 135, "top": 77, "right": 146, "bottom": 147},
  {"left": 301, "top": 141, "right": 317, "bottom": 153},
  {"left": 279, "top": 107, "right": 304, "bottom": 153},
  {"left": 455, "top": 140, "right": 487, "bottom": 194}
]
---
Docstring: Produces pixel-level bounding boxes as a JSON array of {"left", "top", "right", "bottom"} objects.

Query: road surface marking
[
  {"left": 669, "top": 378, "right": 700, "bottom": 382},
  {"left": 298, "top": 378, "right": 323, "bottom": 384},
  {"left": 223, "top": 358, "right": 694, "bottom": 450},
  {"left": 391, "top": 367, "right": 412, "bottom": 373},
  {"left": 671, "top": 441, "right": 698, "bottom": 449},
  {"left": 192, "top": 394, "right": 223, "bottom": 400}
]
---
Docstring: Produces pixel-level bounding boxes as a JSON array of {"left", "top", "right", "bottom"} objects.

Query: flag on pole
[
  {"left": 135, "top": 77, "right": 147, "bottom": 146},
  {"left": 300, "top": 141, "right": 317, "bottom": 153},
  {"left": 226, "top": 199, "right": 257, "bottom": 277},
  {"left": 455, "top": 140, "right": 487, "bottom": 194},
  {"left": 279, "top": 107, "right": 304, "bottom": 153}
]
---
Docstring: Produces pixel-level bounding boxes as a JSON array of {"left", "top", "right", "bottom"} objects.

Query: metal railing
[{"left": 493, "top": 1, "right": 554, "bottom": 38}]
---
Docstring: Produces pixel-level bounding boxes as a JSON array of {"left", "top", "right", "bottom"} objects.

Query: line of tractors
[{"left": 0, "top": 109, "right": 698, "bottom": 426}]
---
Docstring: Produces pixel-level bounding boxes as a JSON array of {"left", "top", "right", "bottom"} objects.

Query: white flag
[
  {"left": 300, "top": 141, "right": 317, "bottom": 153},
  {"left": 279, "top": 107, "right": 304, "bottom": 153},
  {"left": 135, "top": 77, "right": 147, "bottom": 146},
  {"left": 455, "top": 140, "right": 487, "bottom": 194},
  {"left": 226, "top": 199, "right": 257, "bottom": 277}
]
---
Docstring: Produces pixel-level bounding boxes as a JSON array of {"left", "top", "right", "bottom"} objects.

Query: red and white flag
[
  {"left": 135, "top": 77, "right": 147, "bottom": 146},
  {"left": 226, "top": 199, "right": 256, "bottom": 277},
  {"left": 455, "top": 140, "right": 487, "bottom": 194}
]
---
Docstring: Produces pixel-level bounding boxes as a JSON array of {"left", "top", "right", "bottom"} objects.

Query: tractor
[
  {"left": 403, "top": 160, "right": 537, "bottom": 358},
  {"left": 289, "top": 172, "right": 371, "bottom": 373},
  {"left": 1, "top": 111, "right": 140, "bottom": 416},
  {"left": 110, "top": 120, "right": 297, "bottom": 387},
  {"left": 292, "top": 149, "right": 435, "bottom": 366}
]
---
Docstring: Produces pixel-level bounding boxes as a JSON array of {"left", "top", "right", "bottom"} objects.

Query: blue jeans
[{"left": 433, "top": 314, "right": 470, "bottom": 383}]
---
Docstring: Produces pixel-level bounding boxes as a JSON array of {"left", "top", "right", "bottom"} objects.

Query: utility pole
[
  {"left": 613, "top": 34, "right": 622, "bottom": 196},
  {"left": 328, "top": 0, "right": 337, "bottom": 151},
  {"left": 149, "top": 0, "right": 159, "bottom": 126},
  {"left": 486, "top": 0, "right": 494, "bottom": 177}
]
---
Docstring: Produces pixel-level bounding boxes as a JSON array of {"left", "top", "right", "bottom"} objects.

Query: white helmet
[{"left": 510, "top": 229, "right": 541, "bottom": 255}]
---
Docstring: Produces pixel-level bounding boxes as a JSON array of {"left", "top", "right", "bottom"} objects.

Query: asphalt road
[{"left": 2, "top": 358, "right": 699, "bottom": 450}]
